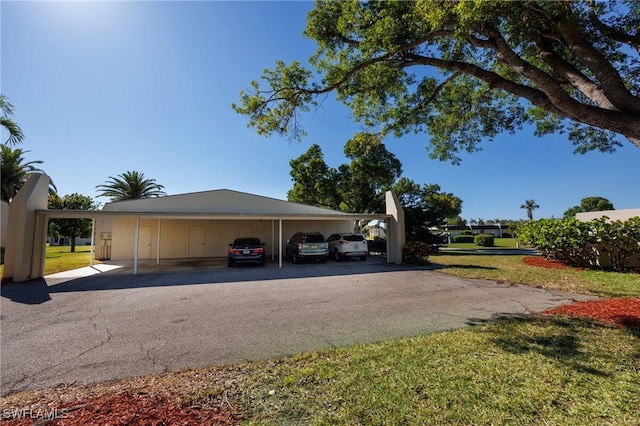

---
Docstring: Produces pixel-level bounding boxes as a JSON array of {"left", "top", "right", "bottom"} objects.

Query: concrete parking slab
[{"left": 0, "top": 258, "right": 597, "bottom": 395}]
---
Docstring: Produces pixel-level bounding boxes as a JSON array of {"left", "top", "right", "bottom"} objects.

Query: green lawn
[
  {"left": 42, "top": 244, "right": 97, "bottom": 275},
  {"left": 223, "top": 316, "right": 638, "bottom": 425},
  {"left": 0, "top": 245, "right": 97, "bottom": 277}
]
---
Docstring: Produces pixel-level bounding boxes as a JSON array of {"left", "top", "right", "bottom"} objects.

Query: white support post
[
  {"left": 271, "top": 219, "right": 275, "bottom": 261},
  {"left": 133, "top": 216, "right": 140, "bottom": 275},
  {"left": 90, "top": 218, "right": 95, "bottom": 267},
  {"left": 156, "top": 219, "right": 161, "bottom": 265},
  {"left": 278, "top": 219, "right": 283, "bottom": 268},
  {"left": 39, "top": 217, "right": 48, "bottom": 278}
]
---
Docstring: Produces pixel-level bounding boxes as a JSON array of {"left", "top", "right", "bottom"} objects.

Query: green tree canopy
[
  {"left": 0, "top": 95, "right": 24, "bottom": 145},
  {"left": 234, "top": 0, "right": 640, "bottom": 164},
  {"left": 337, "top": 133, "right": 402, "bottom": 213},
  {"left": 287, "top": 144, "right": 340, "bottom": 209},
  {"left": 49, "top": 193, "right": 99, "bottom": 252},
  {"left": 287, "top": 133, "right": 401, "bottom": 215},
  {"left": 288, "top": 138, "right": 460, "bottom": 239},
  {"left": 563, "top": 196, "right": 615, "bottom": 217},
  {"left": 96, "top": 170, "right": 166, "bottom": 201},
  {"left": 1, "top": 144, "right": 54, "bottom": 202},
  {"left": 391, "top": 177, "right": 462, "bottom": 241}
]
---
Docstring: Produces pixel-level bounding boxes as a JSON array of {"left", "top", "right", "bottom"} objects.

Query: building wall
[
  {"left": 3, "top": 174, "right": 49, "bottom": 282},
  {"left": 101, "top": 218, "right": 354, "bottom": 260},
  {"left": 575, "top": 208, "right": 640, "bottom": 222}
]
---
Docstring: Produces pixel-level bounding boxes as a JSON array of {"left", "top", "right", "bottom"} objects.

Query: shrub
[
  {"left": 452, "top": 235, "right": 475, "bottom": 243},
  {"left": 474, "top": 234, "right": 494, "bottom": 247},
  {"left": 518, "top": 217, "right": 640, "bottom": 271},
  {"left": 403, "top": 241, "right": 431, "bottom": 265},
  {"left": 461, "top": 230, "right": 474, "bottom": 235},
  {"left": 597, "top": 217, "right": 640, "bottom": 271}
]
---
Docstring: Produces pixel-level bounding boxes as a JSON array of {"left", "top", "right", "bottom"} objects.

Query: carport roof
[
  {"left": 102, "top": 189, "right": 350, "bottom": 215},
  {"left": 40, "top": 189, "right": 389, "bottom": 221}
]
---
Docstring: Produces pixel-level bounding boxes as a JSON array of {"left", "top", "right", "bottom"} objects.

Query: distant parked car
[
  {"left": 327, "top": 233, "right": 368, "bottom": 261},
  {"left": 228, "top": 237, "right": 265, "bottom": 267},
  {"left": 285, "top": 232, "right": 328, "bottom": 264}
]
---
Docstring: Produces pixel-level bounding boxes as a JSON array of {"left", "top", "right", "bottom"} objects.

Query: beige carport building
[{"left": 2, "top": 174, "right": 406, "bottom": 282}]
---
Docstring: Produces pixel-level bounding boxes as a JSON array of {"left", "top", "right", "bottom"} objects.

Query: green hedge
[
  {"left": 518, "top": 217, "right": 640, "bottom": 271},
  {"left": 452, "top": 235, "right": 475, "bottom": 243},
  {"left": 474, "top": 234, "right": 494, "bottom": 247}
]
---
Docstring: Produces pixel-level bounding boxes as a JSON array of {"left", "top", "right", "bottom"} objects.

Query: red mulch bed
[
  {"left": 1, "top": 391, "right": 243, "bottom": 426},
  {"left": 523, "top": 256, "right": 574, "bottom": 269},
  {"left": 524, "top": 256, "right": 640, "bottom": 330},
  {"left": 542, "top": 298, "right": 640, "bottom": 330}
]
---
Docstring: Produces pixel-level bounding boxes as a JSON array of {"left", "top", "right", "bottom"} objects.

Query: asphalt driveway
[{"left": 0, "top": 258, "right": 597, "bottom": 396}]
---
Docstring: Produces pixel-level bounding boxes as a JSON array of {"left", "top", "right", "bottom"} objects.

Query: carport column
[
  {"left": 89, "top": 218, "right": 95, "bottom": 267},
  {"left": 2, "top": 173, "right": 50, "bottom": 282},
  {"left": 385, "top": 191, "right": 405, "bottom": 265},
  {"left": 30, "top": 212, "right": 48, "bottom": 279},
  {"left": 133, "top": 216, "right": 140, "bottom": 275},
  {"left": 278, "top": 219, "right": 283, "bottom": 268},
  {"left": 271, "top": 220, "right": 275, "bottom": 261},
  {"left": 156, "top": 219, "right": 161, "bottom": 265}
]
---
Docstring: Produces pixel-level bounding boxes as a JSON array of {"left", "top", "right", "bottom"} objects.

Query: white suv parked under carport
[{"left": 327, "top": 233, "right": 368, "bottom": 261}]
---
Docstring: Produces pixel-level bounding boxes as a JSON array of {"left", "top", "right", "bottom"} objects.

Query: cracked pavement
[{"left": 1, "top": 258, "right": 598, "bottom": 396}]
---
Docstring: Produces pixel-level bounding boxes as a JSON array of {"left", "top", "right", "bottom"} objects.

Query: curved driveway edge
[{"left": 1, "top": 259, "right": 597, "bottom": 395}]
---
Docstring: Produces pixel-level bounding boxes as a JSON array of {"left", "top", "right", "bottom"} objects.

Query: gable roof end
[{"left": 101, "top": 189, "right": 350, "bottom": 216}]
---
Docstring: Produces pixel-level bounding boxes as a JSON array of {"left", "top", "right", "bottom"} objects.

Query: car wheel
[
  {"left": 333, "top": 249, "right": 341, "bottom": 261},
  {"left": 360, "top": 255, "right": 367, "bottom": 261},
  {"left": 320, "top": 257, "right": 327, "bottom": 263},
  {"left": 227, "top": 261, "right": 234, "bottom": 267},
  {"left": 292, "top": 252, "right": 299, "bottom": 264},
  {"left": 259, "top": 259, "right": 266, "bottom": 266}
]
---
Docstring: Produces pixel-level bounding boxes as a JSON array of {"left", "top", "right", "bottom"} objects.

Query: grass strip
[
  {"left": 231, "top": 316, "right": 639, "bottom": 425},
  {"left": 430, "top": 254, "right": 640, "bottom": 298}
]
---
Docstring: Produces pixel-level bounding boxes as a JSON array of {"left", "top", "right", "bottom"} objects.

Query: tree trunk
[{"left": 71, "top": 236, "right": 76, "bottom": 253}]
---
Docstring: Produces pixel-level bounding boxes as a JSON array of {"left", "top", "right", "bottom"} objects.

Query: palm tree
[
  {"left": 96, "top": 170, "right": 167, "bottom": 201},
  {"left": 1, "top": 144, "right": 50, "bottom": 201},
  {"left": 520, "top": 199, "right": 540, "bottom": 220},
  {"left": 1, "top": 95, "right": 24, "bottom": 145}
]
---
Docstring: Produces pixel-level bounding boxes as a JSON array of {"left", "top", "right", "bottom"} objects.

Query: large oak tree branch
[{"left": 559, "top": 21, "right": 640, "bottom": 113}]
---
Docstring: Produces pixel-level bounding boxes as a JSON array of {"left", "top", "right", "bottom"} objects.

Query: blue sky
[{"left": 2, "top": 1, "right": 639, "bottom": 221}]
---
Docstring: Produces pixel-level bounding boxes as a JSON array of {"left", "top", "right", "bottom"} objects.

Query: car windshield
[
  {"left": 233, "top": 238, "right": 261, "bottom": 246},
  {"left": 343, "top": 234, "right": 365, "bottom": 242},
  {"left": 302, "top": 234, "right": 325, "bottom": 243}
]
